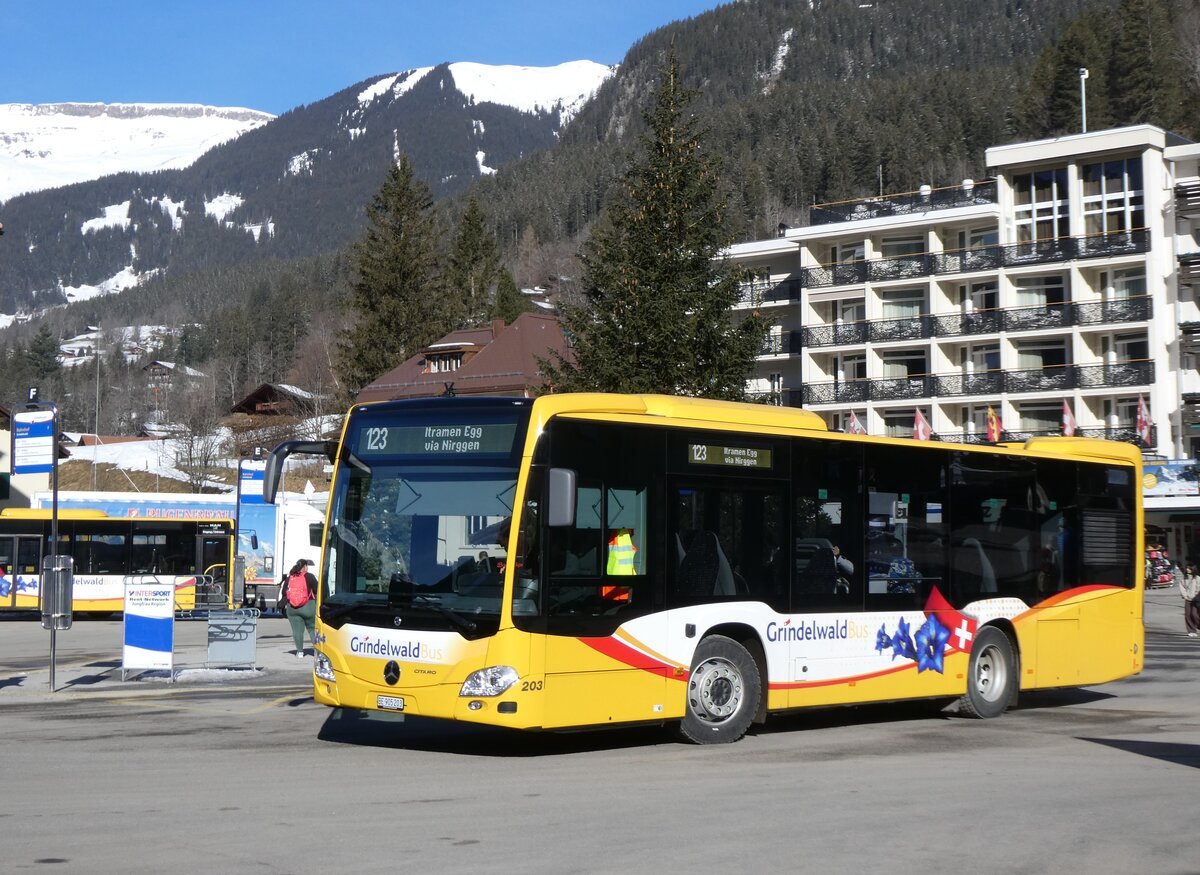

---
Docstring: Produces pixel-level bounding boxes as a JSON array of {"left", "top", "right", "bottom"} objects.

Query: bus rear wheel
[
  {"left": 678, "top": 635, "right": 761, "bottom": 744},
  {"left": 958, "top": 626, "right": 1016, "bottom": 719}
]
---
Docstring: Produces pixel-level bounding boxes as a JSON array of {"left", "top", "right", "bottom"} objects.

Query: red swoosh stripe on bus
[{"left": 579, "top": 636, "right": 682, "bottom": 679}]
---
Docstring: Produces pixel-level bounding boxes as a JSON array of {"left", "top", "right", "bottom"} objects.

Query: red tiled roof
[{"left": 357, "top": 314, "right": 570, "bottom": 403}]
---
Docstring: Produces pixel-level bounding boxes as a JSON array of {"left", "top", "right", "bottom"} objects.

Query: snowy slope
[
  {"left": 0, "top": 103, "right": 274, "bottom": 202},
  {"left": 358, "top": 60, "right": 613, "bottom": 124}
]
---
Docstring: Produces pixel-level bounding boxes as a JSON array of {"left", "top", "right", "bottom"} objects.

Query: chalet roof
[
  {"left": 230, "top": 382, "right": 320, "bottom": 416},
  {"left": 143, "top": 360, "right": 207, "bottom": 378},
  {"left": 357, "top": 314, "right": 569, "bottom": 403}
]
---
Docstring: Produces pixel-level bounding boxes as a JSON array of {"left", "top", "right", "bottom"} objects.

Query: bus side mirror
[{"left": 547, "top": 468, "right": 576, "bottom": 527}]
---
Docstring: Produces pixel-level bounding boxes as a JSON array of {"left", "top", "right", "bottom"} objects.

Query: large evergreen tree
[
  {"left": 446, "top": 196, "right": 501, "bottom": 327},
  {"left": 336, "top": 156, "right": 449, "bottom": 393},
  {"left": 491, "top": 268, "right": 534, "bottom": 324},
  {"left": 544, "top": 49, "right": 765, "bottom": 400}
]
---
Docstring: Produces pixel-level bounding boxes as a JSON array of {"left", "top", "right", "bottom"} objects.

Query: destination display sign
[
  {"left": 688, "top": 443, "right": 773, "bottom": 470},
  {"left": 357, "top": 422, "right": 519, "bottom": 457}
]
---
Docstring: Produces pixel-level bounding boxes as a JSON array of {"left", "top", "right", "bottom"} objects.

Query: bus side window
[
  {"left": 865, "top": 445, "right": 947, "bottom": 610},
  {"left": 792, "top": 438, "right": 864, "bottom": 613}
]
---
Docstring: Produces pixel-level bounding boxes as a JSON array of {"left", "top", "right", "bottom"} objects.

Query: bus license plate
[{"left": 377, "top": 695, "right": 405, "bottom": 711}]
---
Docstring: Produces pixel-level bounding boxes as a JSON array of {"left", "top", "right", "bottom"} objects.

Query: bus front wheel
[
  {"left": 958, "top": 625, "right": 1016, "bottom": 719},
  {"left": 678, "top": 635, "right": 761, "bottom": 744}
]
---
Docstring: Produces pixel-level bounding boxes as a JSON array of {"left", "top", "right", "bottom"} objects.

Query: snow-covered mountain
[
  {"left": 0, "top": 60, "right": 614, "bottom": 320},
  {"left": 0, "top": 103, "right": 275, "bottom": 202},
  {"left": 360, "top": 60, "right": 611, "bottom": 125}
]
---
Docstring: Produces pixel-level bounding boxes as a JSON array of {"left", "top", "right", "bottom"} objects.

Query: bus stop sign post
[{"left": 14, "top": 398, "right": 65, "bottom": 691}]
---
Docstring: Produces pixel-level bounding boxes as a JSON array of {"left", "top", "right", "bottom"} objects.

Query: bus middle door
[{"left": 0, "top": 536, "right": 42, "bottom": 610}]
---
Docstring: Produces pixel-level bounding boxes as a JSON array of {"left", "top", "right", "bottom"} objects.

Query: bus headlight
[
  {"left": 459, "top": 665, "right": 519, "bottom": 697},
  {"left": 314, "top": 651, "right": 335, "bottom": 682}
]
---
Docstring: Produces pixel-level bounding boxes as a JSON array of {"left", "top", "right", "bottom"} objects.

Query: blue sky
[{"left": 1, "top": 1, "right": 723, "bottom": 115}]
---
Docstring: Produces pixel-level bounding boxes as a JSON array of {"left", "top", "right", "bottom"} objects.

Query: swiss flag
[
  {"left": 925, "top": 587, "right": 978, "bottom": 654},
  {"left": 1137, "top": 395, "right": 1152, "bottom": 447},
  {"left": 847, "top": 411, "right": 867, "bottom": 435},
  {"left": 1061, "top": 399, "right": 1077, "bottom": 437},
  {"left": 913, "top": 408, "right": 932, "bottom": 441}
]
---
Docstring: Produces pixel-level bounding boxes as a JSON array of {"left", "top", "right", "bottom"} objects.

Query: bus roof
[
  {"left": 527, "top": 393, "right": 1143, "bottom": 468},
  {"left": 1, "top": 508, "right": 110, "bottom": 520}
]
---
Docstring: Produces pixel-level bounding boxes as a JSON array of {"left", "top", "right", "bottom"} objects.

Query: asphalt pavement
[
  {"left": 0, "top": 608, "right": 313, "bottom": 701},
  {"left": 1, "top": 586, "right": 1193, "bottom": 702}
]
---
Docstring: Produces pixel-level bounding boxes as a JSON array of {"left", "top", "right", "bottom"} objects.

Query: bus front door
[
  {"left": 0, "top": 536, "right": 41, "bottom": 609},
  {"left": 198, "top": 535, "right": 232, "bottom": 609}
]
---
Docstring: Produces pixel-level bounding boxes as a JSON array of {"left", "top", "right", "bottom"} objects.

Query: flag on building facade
[
  {"left": 913, "top": 408, "right": 932, "bottom": 441},
  {"left": 985, "top": 405, "right": 1001, "bottom": 442},
  {"left": 1137, "top": 395, "right": 1152, "bottom": 446},
  {"left": 847, "top": 411, "right": 867, "bottom": 435},
  {"left": 1061, "top": 399, "right": 1077, "bottom": 437}
]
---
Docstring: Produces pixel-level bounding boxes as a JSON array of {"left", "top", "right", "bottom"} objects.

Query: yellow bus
[
  {"left": 0, "top": 509, "right": 236, "bottom": 613},
  {"left": 265, "top": 394, "right": 1143, "bottom": 743}
]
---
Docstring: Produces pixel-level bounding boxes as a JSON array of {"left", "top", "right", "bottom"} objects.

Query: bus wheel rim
[
  {"left": 975, "top": 643, "right": 1007, "bottom": 703},
  {"left": 689, "top": 657, "right": 743, "bottom": 722}
]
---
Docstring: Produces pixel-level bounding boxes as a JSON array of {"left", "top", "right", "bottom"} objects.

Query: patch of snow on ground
[
  {"left": 476, "top": 150, "right": 496, "bottom": 175},
  {"left": 80, "top": 201, "right": 131, "bottom": 234},
  {"left": 357, "top": 74, "right": 400, "bottom": 106},
  {"left": 62, "top": 265, "right": 145, "bottom": 303},
  {"left": 287, "top": 151, "right": 316, "bottom": 176},
  {"left": 390, "top": 68, "right": 434, "bottom": 101},
  {"left": 155, "top": 195, "right": 185, "bottom": 230},
  {"left": 204, "top": 192, "right": 243, "bottom": 222},
  {"left": 448, "top": 61, "right": 612, "bottom": 124}
]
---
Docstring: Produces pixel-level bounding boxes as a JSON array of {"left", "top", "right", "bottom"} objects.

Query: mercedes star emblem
[{"left": 384, "top": 661, "right": 401, "bottom": 685}]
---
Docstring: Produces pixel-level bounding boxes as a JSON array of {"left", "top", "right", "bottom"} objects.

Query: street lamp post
[{"left": 1079, "top": 67, "right": 1089, "bottom": 134}]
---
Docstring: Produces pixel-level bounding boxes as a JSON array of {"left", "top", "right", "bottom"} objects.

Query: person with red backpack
[{"left": 283, "top": 558, "right": 318, "bottom": 658}]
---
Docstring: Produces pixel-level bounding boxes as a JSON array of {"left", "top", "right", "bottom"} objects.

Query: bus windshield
[{"left": 322, "top": 401, "right": 530, "bottom": 637}]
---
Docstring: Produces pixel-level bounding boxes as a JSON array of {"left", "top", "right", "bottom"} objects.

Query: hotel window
[
  {"left": 957, "top": 226, "right": 999, "bottom": 249},
  {"left": 1016, "top": 339, "right": 1068, "bottom": 370},
  {"left": 1012, "top": 167, "right": 1069, "bottom": 242},
  {"left": 880, "top": 235, "right": 925, "bottom": 258},
  {"left": 964, "top": 344, "right": 1000, "bottom": 372},
  {"left": 960, "top": 405, "right": 991, "bottom": 435},
  {"left": 1014, "top": 275, "right": 1067, "bottom": 307},
  {"left": 882, "top": 408, "right": 929, "bottom": 438},
  {"left": 428, "top": 353, "right": 463, "bottom": 373},
  {"left": 1017, "top": 402, "right": 1060, "bottom": 431},
  {"left": 1082, "top": 158, "right": 1144, "bottom": 236},
  {"left": 881, "top": 289, "right": 925, "bottom": 319},
  {"left": 837, "top": 354, "right": 867, "bottom": 382},
  {"left": 839, "top": 299, "right": 866, "bottom": 323},
  {"left": 881, "top": 349, "right": 927, "bottom": 378},
  {"left": 831, "top": 242, "right": 865, "bottom": 263},
  {"left": 1112, "top": 333, "right": 1149, "bottom": 362},
  {"left": 961, "top": 282, "right": 998, "bottom": 311},
  {"left": 1099, "top": 267, "right": 1146, "bottom": 299},
  {"left": 1107, "top": 397, "right": 1144, "bottom": 426}
]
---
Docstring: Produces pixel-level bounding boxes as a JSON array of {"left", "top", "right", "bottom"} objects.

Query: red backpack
[{"left": 286, "top": 571, "right": 311, "bottom": 608}]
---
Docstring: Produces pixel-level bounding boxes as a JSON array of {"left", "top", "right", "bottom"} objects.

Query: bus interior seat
[
  {"left": 676, "top": 531, "right": 736, "bottom": 598},
  {"left": 798, "top": 545, "right": 839, "bottom": 593}
]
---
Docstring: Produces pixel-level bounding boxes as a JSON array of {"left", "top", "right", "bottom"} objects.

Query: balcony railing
[
  {"left": 737, "top": 277, "right": 801, "bottom": 306},
  {"left": 1176, "top": 181, "right": 1200, "bottom": 217},
  {"left": 809, "top": 179, "right": 998, "bottom": 225},
  {"left": 801, "top": 360, "right": 1154, "bottom": 404},
  {"left": 1180, "top": 253, "right": 1200, "bottom": 288},
  {"left": 933, "top": 425, "right": 1155, "bottom": 448},
  {"left": 758, "top": 331, "right": 802, "bottom": 357},
  {"left": 799, "top": 229, "right": 1151, "bottom": 290},
  {"left": 800, "top": 296, "right": 1151, "bottom": 349}
]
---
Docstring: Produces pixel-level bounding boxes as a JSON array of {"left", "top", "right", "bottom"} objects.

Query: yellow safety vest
[{"left": 607, "top": 530, "right": 636, "bottom": 575}]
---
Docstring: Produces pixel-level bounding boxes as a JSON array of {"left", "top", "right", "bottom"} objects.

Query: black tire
[
  {"left": 677, "top": 635, "right": 762, "bottom": 744},
  {"left": 958, "top": 625, "right": 1017, "bottom": 719}
]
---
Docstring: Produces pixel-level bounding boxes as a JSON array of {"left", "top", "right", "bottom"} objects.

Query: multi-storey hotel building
[{"left": 728, "top": 124, "right": 1200, "bottom": 560}]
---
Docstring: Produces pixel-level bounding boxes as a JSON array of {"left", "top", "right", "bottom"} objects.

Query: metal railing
[
  {"left": 801, "top": 360, "right": 1154, "bottom": 404},
  {"left": 934, "top": 425, "right": 1155, "bottom": 447},
  {"left": 798, "top": 229, "right": 1150, "bottom": 290},
  {"left": 809, "top": 179, "right": 998, "bottom": 225},
  {"left": 737, "top": 277, "right": 801, "bottom": 306},
  {"left": 799, "top": 296, "right": 1150, "bottom": 349}
]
